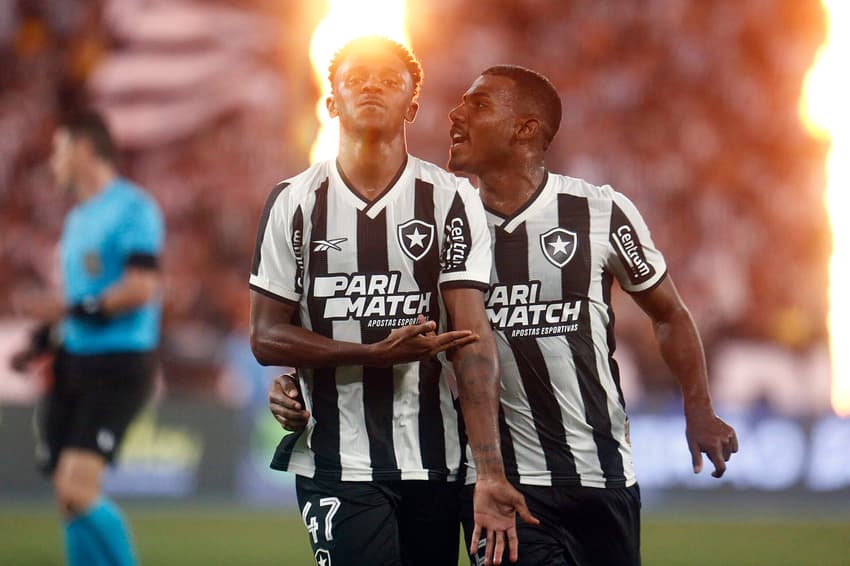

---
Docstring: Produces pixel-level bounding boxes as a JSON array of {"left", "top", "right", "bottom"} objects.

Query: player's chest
[{"left": 488, "top": 214, "right": 609, "bottom": 281}]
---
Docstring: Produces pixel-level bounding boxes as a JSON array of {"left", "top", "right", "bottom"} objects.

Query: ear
[
  {"left": 326, "top": 95, "right": 338, "bottom": 118},
  {"left": 515, "top": 117, "right": 540, "bottom": 143},
  {"left": 404, "top": 100, "right": 419, "bottom": 123}
]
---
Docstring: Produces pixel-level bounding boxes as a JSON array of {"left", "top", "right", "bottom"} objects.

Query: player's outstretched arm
[
  {"left": 250, "top": 290, "right": 478, "bottom": 368},
  {"left": 631, "top": 276, "right": 739, "bottom": 478},
  {"left": 443, "top": 287, "right": 538, "bottom": 565}
]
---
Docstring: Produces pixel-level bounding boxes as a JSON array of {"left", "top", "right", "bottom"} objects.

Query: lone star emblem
[
  {"left": 406, "top": 227, "right": 428, "bottom": 248},
  {"left": 548, "top": 235, "right": 572, "bottom": 256},
  {"left": 540, "top": 227, "right": 577, "bottom": 268},
  {"left": 397, "top": 219, "right": 435, "bottom": 261}
]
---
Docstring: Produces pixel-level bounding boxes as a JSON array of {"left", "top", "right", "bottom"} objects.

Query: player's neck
[
  {"left": 336, "top": 132, "right": 408, "bottom": 200},
  {"left": 478, "top": 162, "right": 546, "bottom": 216},
  {"left": 76, "top": 163, "right": 116, "bottom": 202}
]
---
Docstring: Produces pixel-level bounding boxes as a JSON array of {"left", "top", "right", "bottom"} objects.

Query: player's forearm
[
  {"left": 654, "top": 307, "right": 713, "bottom": 411},
  {"left": 452, "top": 334, "right": 505, "bottom": 479},
  {"left": 250, "top": 323, "right": 375, "bottom": 368}
]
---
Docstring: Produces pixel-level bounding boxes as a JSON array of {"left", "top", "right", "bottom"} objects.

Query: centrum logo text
[
  {"left": 312, "top": 272, "right": 431, "bottom": 325},
  {"left": 442, "top": 216, "right": 470, "bottom": 271},
  {"left": 292, "top": 228, "right": 304, "bottom": 292},
  {"left": 611, "top": 224, "right": 654, "bottom": 282},
  {"left": 486, "top": 281, "right": 581, "bottom": 338}
]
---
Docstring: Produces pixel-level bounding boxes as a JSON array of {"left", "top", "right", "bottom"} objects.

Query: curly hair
[{"left": 328, "top": 36, "right": 423, "bottom": 97}]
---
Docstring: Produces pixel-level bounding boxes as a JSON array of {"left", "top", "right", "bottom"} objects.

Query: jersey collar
[
  {"left": 332, "top": 155, "right": 411, "bottom": 219},
  {"left": 485, "top": 170, "right": 554, "bottom": 233}
]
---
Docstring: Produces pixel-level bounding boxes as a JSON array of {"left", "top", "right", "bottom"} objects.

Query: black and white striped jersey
[
  {"left": 467, "top": 171, "right": 667, "bottom": 488},
  {"left": 250, "top": 156, "right": 492, "bottom": 482}
]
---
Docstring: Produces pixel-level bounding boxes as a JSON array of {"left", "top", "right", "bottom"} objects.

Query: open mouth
[{"left": 450, "top": 128, "right": 469, "bottom": 148}]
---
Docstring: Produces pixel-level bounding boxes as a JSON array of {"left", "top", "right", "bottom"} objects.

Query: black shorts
[
  {"left": 460, "top": 482, "right": 641, "bottom": 566},
  {"left": 295, "top": 475, "right": 461, "bottom": 566},
  {"left": 37, "top": 349, "right": 154, "bottom": 473}
]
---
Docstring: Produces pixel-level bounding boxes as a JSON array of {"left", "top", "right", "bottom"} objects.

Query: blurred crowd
[{"left": 0, "top": 0, "right": 833, "bottom": 413}]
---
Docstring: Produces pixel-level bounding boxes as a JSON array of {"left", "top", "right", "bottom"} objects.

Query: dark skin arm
[
  {"left": 442, "top": 287, "right": 538, "bottom": 566},
  {"left": 631, "top": 276, "right": 738, "bottom": 478},
  {"left": 267, "top": 289, "right": 538, "bottom": 565},
  {"left": 249, "top": 290, "right": 479, "bottom": 368}
]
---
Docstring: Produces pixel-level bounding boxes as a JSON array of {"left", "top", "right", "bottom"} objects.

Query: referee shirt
[
  {"left": 250, "top": 156, "right": 492, "bottom": 482},
  {"left": 61, "top": 178, "right": 164, "bottom": 355},
  {"left": 466, "top": 171, "right": 667, "bottom": 489}
]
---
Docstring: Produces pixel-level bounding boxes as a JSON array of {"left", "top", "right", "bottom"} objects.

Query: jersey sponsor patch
[
  {"left": 486, "top": 281, "right": 582, "bottom": 338},
  {"left": 292, "top": 209, "right": 305, "bottom": 293},
  {"left": 397, "top": 219, "right": 435, "bottom": 261},
  {"left": 314, "top": 549, "right": 331, "bottom": 566},
  {"left": 311, "top": 271, "right": 430, "bottom": 327},
  {"left": 539, "top": 227, "right": 577, "bottom": 268},
  {"left": 442, "top": 201, "right": 472, "bottom": 273},
  {"left": 610, "top": 222, "right": 655, "bottom": 285}
]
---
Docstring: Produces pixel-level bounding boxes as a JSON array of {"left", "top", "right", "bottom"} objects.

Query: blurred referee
[{"left": 11, "top": 109, "right": 164, "bottom": 566}]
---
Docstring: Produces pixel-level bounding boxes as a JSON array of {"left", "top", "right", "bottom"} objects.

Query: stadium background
[{"left": 0, "top": 0, "right": 848, "bottom": 564}]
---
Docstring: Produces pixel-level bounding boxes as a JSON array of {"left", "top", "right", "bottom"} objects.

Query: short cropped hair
[
  {"left": 59, "top": 109, "right": 116, "bottom": 163},
  {"left": 482, "top": 65, "right": 562, "bottom": 149},
  {"left": 328, "top": 36, "right": 423, "bottom": 97}
]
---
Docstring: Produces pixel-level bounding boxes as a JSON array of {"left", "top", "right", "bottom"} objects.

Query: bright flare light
[
  {"left": 308, "top": 0, "right": 410, "bottom": 163},
  {"left": 800, "top": 0, "right": 850, "bottom": 416}
]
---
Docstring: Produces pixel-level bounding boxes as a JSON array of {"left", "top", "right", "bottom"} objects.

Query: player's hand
[
  {"left": 370, "top": 320, "right": 479, "bottom": 366},
  {"left": 685, "top": 405, "right": 738, "bottom": 478},
  {"left": 269, "top": 372, "right": 309, "bottom": 431},
  {"left": 470, "top": 477, "right": 539, "bottom": 565}
]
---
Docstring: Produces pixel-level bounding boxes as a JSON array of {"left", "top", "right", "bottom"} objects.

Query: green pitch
[{"left": 0, "top": 505, "right": 848, "bottom": 565}]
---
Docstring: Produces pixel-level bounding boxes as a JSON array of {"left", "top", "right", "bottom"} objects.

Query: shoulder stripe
[
  {"left": 441, "top": 192, "right": 472, "bottom": 273},
  {"left": 251, "top": 182, "right": 289, "bottom": 276},
  {"left": 609, "top": 201, "right": 657, "bottom": 287}
]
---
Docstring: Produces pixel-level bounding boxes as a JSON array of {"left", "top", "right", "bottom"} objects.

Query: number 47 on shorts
[{"left": 302, "top": 497, "right": 341, "bottom": 544}]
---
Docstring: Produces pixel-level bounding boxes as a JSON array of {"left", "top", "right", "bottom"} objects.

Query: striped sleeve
[
  {"left": 438, "top": 182, "right": 492, "bottom": 290},
  {"left": 607, "top": 190, "right": 667, "bottom": 293},
  {"left": 249, "top": 182, "right": 302, "bottom": 303}
]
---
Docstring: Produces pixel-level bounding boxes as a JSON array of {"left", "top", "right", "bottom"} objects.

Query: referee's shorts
[
  {"left": 36, "top": 348, "right": 155, "bottom": 473},
  {"left": 295, "top": 475, "right": 461, "bottom": 566},
  {"left": 461, "top": 482, "right": 641, "bottom": 566}
]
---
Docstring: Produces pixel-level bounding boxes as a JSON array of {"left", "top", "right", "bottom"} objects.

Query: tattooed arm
[{"left": 442, "top": 287, "right": 537, "bottom": 565}]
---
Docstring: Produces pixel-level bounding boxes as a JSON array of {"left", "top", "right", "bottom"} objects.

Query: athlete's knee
[
  {"left": 54, "top": 474, "right": 98, "bottom": 516},
  {"left": 53, "top": 453, "right": 104, "bottom": 517}
]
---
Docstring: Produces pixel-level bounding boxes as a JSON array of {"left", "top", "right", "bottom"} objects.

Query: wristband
[
  {"left": 69, "top": 296, "right": 108, "bottom": 323},
  {"left": 29, "top": 323, "right": 56, "bottom": 353}
]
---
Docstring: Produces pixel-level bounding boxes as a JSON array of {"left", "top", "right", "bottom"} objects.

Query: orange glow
[
  {"left": 308, "top": 0, "right": 411, "bottom": 163},
  {"left": 800, "top": 0, "right": 850, "bottom": 416}
]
